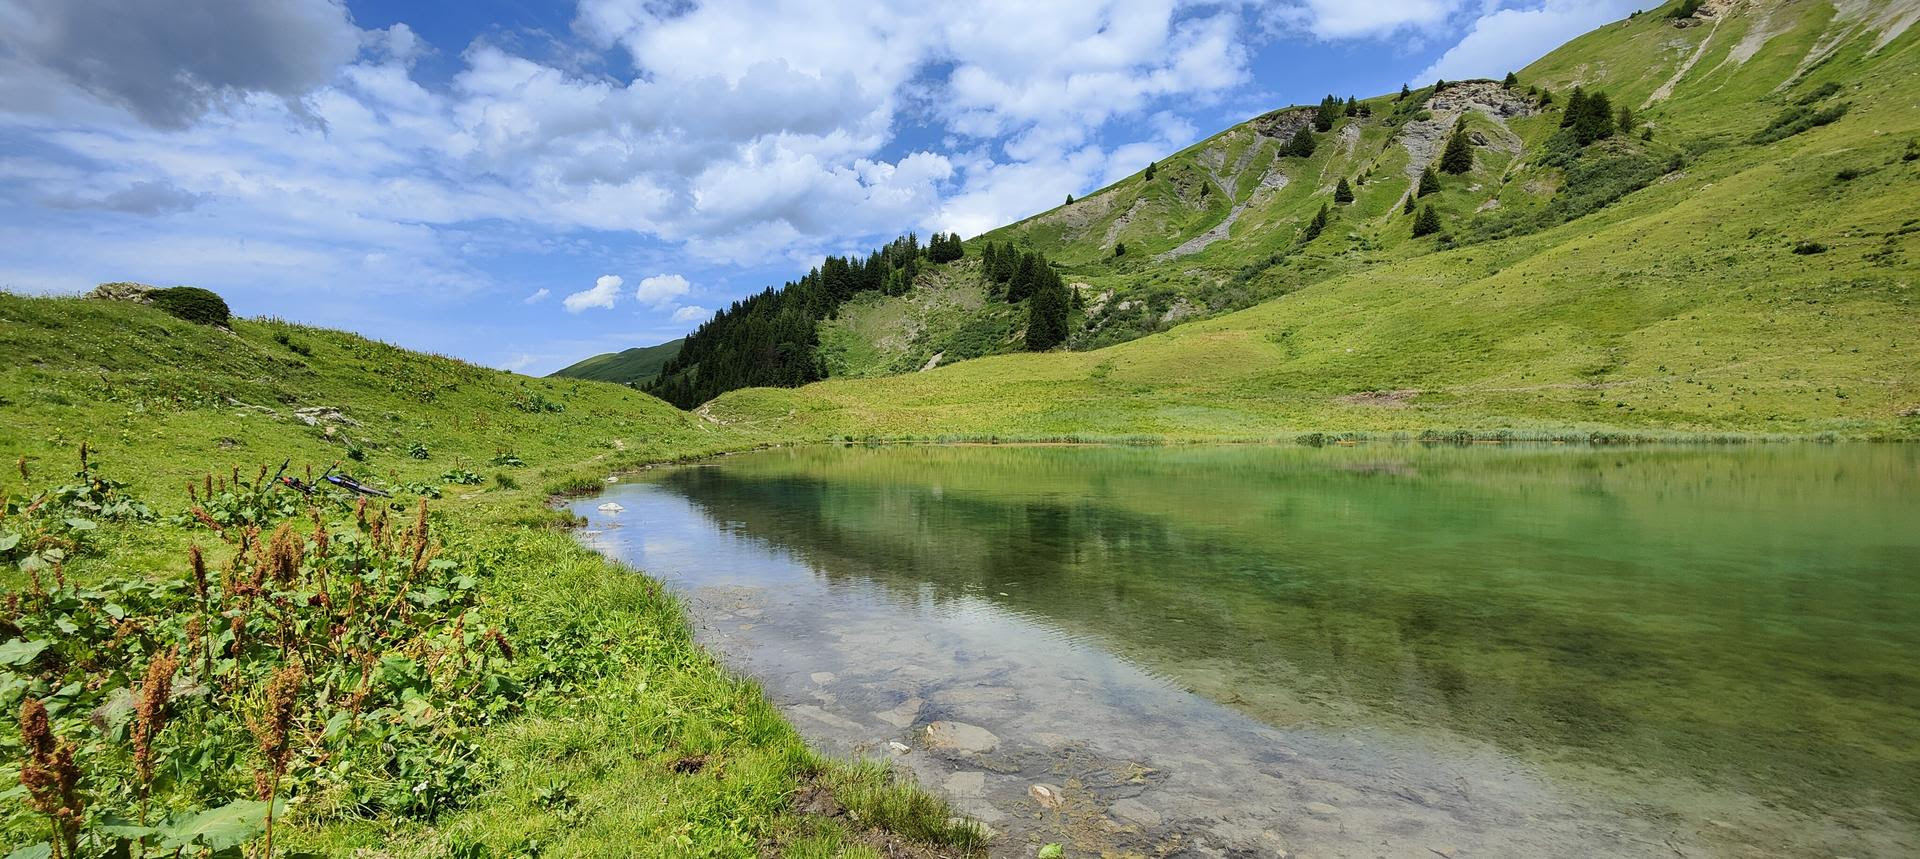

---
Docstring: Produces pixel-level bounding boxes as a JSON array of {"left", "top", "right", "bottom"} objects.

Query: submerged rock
[
  {"left": 923, "top": 720, "right": 999, "bottom": 754},
  {"left": 597, "top": 502, "right": 625, "bottom": 513},
  {"left": 1028, "top": 783, "right": 1064, "bottom": 809}
]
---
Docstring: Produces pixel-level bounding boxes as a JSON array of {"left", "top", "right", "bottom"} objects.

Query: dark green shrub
[
  {"left": 1667, "top": 0, "right": 1702, "bottom": 18},
  {"left": 1749, "top": 102, "right": 1848, "bottom": 144},
  {"left": 150, "top": 286, "right": 230, "bottom": 326},
  {"left": 1795, "top": 81, "right": 1842, "bottom": 105},
  {"left": 272, "top": 331, "right": 311, "bottom": 355},
  {"left": 1792, "top": 241, "right": 1828, "bottom": 255}
]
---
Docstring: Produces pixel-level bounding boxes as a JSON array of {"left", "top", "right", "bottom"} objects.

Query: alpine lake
[{"left": 571, "top": 443, "right": 1918, "bottom": 858}]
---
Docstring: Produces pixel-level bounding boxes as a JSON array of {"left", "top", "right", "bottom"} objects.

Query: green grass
[
  {"left": 548, "top": 338, "right": 684, "bottom": 386},
  {"left": 705, "top": 2, "right": 1920, "bottom": 442},
  {"left": 0, "top": 295, "right": 979, "bottom": 857}
]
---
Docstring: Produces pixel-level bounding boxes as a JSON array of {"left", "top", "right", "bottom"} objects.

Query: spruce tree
[
  {"left": 1009, "top": 252, "right": 1039, "bottom": 301},
  {"left": 1399, "top": 83, "right": 1411, "bottom": 100},
  {"left": 1143, "top": 162, "right": 1157, "bottom": 181},
  {"left": 1616, "top": 103, "right": 1635, "bottom": 135},
  {"left": 1315, "top": 95, "right": 1339, "bottom": 132},
  {"left": 1065, "top": 193, "right": 1075, "bottom": 205},
  {"left": 1301, "top": 204, "right": 1331, "bottom": 243},
  {"left": 1574, "top": 90, "right": 1614, "bottom": 145},
  {"left": 1334, "top": 177, "right": 1354, "bottom": 204},
  {"left": 1345, "top": 96, "right": 1359, "bottom": 117},
  {"left": 1411, "top": 205, "right": 1442, "bottom": 237},
  {"left": 1114, "top": 242, "right": 1127, "bottom": 257},
  {"left": 1417, "top": 165, "right": 1441, "bottom": 197},
  {"left": 1502, "top": 72, "right": 1518, "bottom": 88},
  {"left": 1439, "top": 120, "right": 1474, "bottom": 174},
  {"left": 1025, "top": 274, "right": 1069, "bottom": 351},
  {"left": 1286, "top": 125, "right": 1317, "bottom": 158},
  {"left": 1562, "top": 87, "right": 1586, "bottom": 128},
  {"left": 981, "top": 242, "right": 998, "bottom": 276},
  {"left": 1403, "top": 194, "right": 1416, "bottom": 215}
]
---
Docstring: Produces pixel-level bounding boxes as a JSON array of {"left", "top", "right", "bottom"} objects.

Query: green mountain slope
[
  {"left": 707, "top": 0, "right": 1920, "bottom": 439},
  {"left": 548, "top": 337, "right": 683, "bottom": 385}
]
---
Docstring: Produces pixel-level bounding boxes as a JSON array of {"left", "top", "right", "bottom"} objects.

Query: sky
[{"left": 0, "top": 0, "right": 1640, "bottom": 374}]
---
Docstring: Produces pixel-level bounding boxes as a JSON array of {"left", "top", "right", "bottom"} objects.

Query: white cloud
[
  {"left": 1267, "top": 0, "right": 1467, "bottom": 40},
  {"left": 563, "top": 274, "right": 624, "bottom": 312},
  {"left": 634, "top": 273, "right": 691, "bottom": 307},
  {"left": 670, "top": 304, "right": 711, "bottom": 323},
  {"left": 1416, "top": 1, "right": 1640, "bottom": 82},
  {"left": 523, "top": 287, "right": 550, "bottom": 303}
]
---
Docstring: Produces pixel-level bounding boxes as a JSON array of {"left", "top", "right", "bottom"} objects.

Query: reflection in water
[{"left": 580, "top": 444, "right": 1920, "bottom": 857}]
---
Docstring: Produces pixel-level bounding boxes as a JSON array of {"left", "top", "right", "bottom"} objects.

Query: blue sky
[{"left": 0, "top": 0, "right": 1638, "bottom": 374}]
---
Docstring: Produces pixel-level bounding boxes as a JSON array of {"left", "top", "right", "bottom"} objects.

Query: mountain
[
  {"left": 700, "top": 0, "right": 1920, "bottom": 439},
  {"left": 549, "top": 337, "right": 683, "bottom": 385}
]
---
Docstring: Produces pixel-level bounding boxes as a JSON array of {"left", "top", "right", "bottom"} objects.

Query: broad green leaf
[
  {"left": 63, "top": 517, "right": 96, "bottom": 531},
  {"left": 0, "top": 639, "right": 48, "bottom": 666},
  {"left": 4, "top": 842, "right": 52, "bottom": 859},
  {"left": 95, "top": 814, "right": 160, "bottom": 839},
  {"left": 159, "top": 799, "right": 281, "bottom": 851},
  {"left": 1038, "top": 844, "right": 1064, "bottom": 859},
  {"left": 0, "top": 532, "right": 20, "bottom": 552}
]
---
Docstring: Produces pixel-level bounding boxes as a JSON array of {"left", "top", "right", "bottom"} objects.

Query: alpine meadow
[{"left": 2, "top": 1, "right": 1918, "bottom": 858}]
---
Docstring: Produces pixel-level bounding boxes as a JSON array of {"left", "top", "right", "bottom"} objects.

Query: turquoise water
[{"left": 577, "top": 444, "right": 1920, "bottom": 856}]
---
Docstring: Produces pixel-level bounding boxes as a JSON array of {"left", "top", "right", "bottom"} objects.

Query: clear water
[{"left": 572, "top": 444, "right": 1920, "bottom": 857}]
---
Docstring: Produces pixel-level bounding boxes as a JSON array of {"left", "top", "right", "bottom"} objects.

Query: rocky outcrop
[{"left": 86, "top": 281, "right": 156, "bottom": 303}]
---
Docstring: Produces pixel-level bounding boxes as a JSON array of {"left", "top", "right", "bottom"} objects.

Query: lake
[{"left": 571, "top": 444, "right": 1919, "bottom": 857}]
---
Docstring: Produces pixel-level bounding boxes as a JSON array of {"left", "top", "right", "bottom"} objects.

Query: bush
[
  {"left": 150, "top": 286, "right": 230, "bottom": 326},
  {"left": 1792, "top": 241, "right": 1828, "bottom": 255},
  {"left": 1749, "top": 102, "right": 1849, "bottom": 145},
  {"left": 1668, "top": 0, "right": 1703, "bottom": 17},
  {"left": 272, "top": 331, "right": 311, "bottom": 355}
]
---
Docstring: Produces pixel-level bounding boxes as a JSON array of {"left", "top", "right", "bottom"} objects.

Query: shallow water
[{"left": 572, "top": 444, "right": 1920, "bottom": 857}]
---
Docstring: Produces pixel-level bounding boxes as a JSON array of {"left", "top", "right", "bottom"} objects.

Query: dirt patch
[
  {"left": 1338, "top": 389, "right": 1421, "bottom": 407},
  {"left": 766, "top": 779, "right": 984, "bottom": 859}
]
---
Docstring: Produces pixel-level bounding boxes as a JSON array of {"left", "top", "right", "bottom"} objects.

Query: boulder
[
  {"left": 923, "top": 720, "right": 999, "bottom": 754},
  {"left": 87, "top": 281, "right": 156, "bottom": 303}
]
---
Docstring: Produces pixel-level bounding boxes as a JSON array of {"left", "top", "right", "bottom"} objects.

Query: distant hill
[
  {"left": 703, "top": 0, "right": 1920, "bottom": 439},
  {"left": 549, "top": 338, "right": 683, "bottom": 385}
]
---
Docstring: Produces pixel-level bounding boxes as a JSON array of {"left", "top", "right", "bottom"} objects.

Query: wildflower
[
  {"left": 20, "top": 698, "right": 83, "bottom": 859},
  {"left": 250, "top": 664, "right": 305, "bottom": 859},
  {"left": 486, "top": 628, "right": 515, "bottom": 660},
  {"left": 264, "top": 523, "right": 303, "bottom": 586},
  {"left": 189, "top": 506, "right": 224, "bottom": 534},
  {"left": 133, "top": 649, "right": 179, "bottom": 822},
  {"left": 188, "top": 544, "right": 209, "bottom": 601}
]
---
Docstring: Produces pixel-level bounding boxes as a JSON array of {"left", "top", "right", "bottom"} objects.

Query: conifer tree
[
  {"left": 1562, "top": 87, "right": 1586, "bottom": 128},
  {"left": 1008, "top": 252, "right": 1040, "bottom": 301},
  {"left": 1143, "top": 161, "right": 1157, "bottom": 180},
  {"left": 1434, "top": 79, "right": 1446, "bottom": 92},
  {"left": 981, "top": 242, "right": 998, "bottom": 276},
  {"left": 1412, "top": 204, "right": 1442, "bottom": 237},
  {"left": 1025, "top": 273, "right": 1070, "bottom": 351},
  {"left": 1334, "top": 177, "right": 1354, "bottom": 204},
  {"left": 1502, "top": 71, "right": 1518, "bottom": 88},
  {"left": 1285, "top": 125, "right": 1317, "bottom": 158},
  {"left": 1616, "top": 103, "right": 1635, "bottom": 135},
  {"left": 1574, "top": 90, "right": 1614, "bottom": 145},
  {"left": 1345, "top": 96, "right": 1359, "bottom": 116},
  {"left": 1315, "top": 95, "right": 1340, "bottom": 132},
  {"left": 1065, "top": 193, "right": 1075, "bottom": 205},
  {"left": 1114, "top": 242, "right": 1127, "bottom": 257},
  {"left": 1417, "top": 165, "right": 1441, "bottom": 197},
  {"left": 1301, "top": 204, "right": 1331, "bottom": 243},
  {"left": 1439, "top": 119, "right": 1474, "bottom": 174},
  {"left": 1403, "top": 194, "right": 1416, "bottom": 215},
  {"left": 1399, "top": 83, "right": 1411, "bottom": 100}
]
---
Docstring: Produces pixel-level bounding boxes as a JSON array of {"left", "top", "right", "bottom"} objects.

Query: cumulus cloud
[
  {"left": 1264, "top": 0, "right": 1466, "bottom": 40},
  {"left": 563, "top": 275, "right": 624, "bottom": 312},
  {"left": 523, "top": 288, "right": 550, "bottom": 304},
  {"left": 670, "top": 305, "right": 711, "bottom": 324},
  {"left": 1415, "top": 1, "right": 1640, "bottom": 82},
  {"left": 0, "top": 0, "right": 362, "bottom": 128},
  {"left": 633, "top": 274, "right": 691, "bottom": 307}
]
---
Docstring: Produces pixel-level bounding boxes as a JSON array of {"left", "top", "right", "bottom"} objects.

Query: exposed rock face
[
  {"left": 1250, "top": 106, "right": 1317, "bottom": 140},
  {"left": 1398, "top": 81, "right": 1538, "bottom": 182},
  {"left": 87, "top": 281, "right": 156, "bottom": 303}
]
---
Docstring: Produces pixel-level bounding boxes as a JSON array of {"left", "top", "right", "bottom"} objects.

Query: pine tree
[
  {"left": 1616, "top": 103, "right": 1635, "bottom": 135},
  {"left": 1561, "top": 87, "right": 1586, "bottom": 128},
  {"left": 1301, "top": 204, "right": 1331, "bottom": 243},
  {"left": 1008, "top": 252, "right": 1040, "bottom": 302},
  {"left": 1399, "top": 83, "right": 1411, "bottom": 100},
  {"left": 1025, "top": 273, "right": 1069, "bottom": 351},
  {"left": 981, "top": 242, "right": 998, "bottom": 276},
  {"left": 1439, "top": 119, "right": 1474, "bottom": 174},
  {"left": 1344, "top": 96, "right": 1359, "bottom": 117},
  {"left": 1285, "top": 125, "right": 1317, "bottom": 158},
  {"left": 1411, "top": 204, "right": 1442, "bottom": 237},
  {"left": 1114, "top": 242, "right": 1126, "bottom": 257},
  {"left": 1417, "top": 165, "right": 1441, "bottom": 197},
  {"left": 1065, "top": 193, "right": 1075, "bottom": 205},
  {"left": 1143, "top": 161, "right": 1157, "bottom": 181},
  {"left": 1502, "top": 72, "right": 1518, "bottom": 88},
  {"left": 1334, "top": 177, "right": 1354, "bottom": 204},
  {"left": 1574, "top": 90, "right": 1614, "bottom": 145},
  {"left": 992, "top": 243, "right": 1017, "bottom": 284},
  {"left": 1403, "top": 194, "right": 1416, "bottom": 215},
  {"left": 1434, "top": 79, "right": 1446, "bottom": 92},
  {"left": 1315, "top": 95, "right": 1339, "bottom": 132}
]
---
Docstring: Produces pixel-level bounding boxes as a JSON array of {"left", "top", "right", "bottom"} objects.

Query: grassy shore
[{"left": 0, "top": 294, "right": 980, "bottom": 858}]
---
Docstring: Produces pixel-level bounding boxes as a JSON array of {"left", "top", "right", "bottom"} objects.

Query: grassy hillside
[
  {"left": 708, "top": 0, "right": 1920, "bottom": 441},
  {"left": 548, "top": 337, "right": 683, "bottom": 386},
  {"left": 0, "top": 294, "right": 979, "bottom": 857}
]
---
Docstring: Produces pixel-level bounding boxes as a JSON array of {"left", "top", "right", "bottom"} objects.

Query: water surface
[{"left": 572, "top": 444, "right": 1919, "bottom": 857}]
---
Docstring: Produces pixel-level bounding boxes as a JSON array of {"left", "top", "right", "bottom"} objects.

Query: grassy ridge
[
  {"left": 710, "top": 1, "right": 1920, "bottom": 440},
  {"left": 548, "top": 338, "right": 685, "bottom": 386},
  {"left": 0, "top": 295, "right": 978, "bottom": 857}
]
